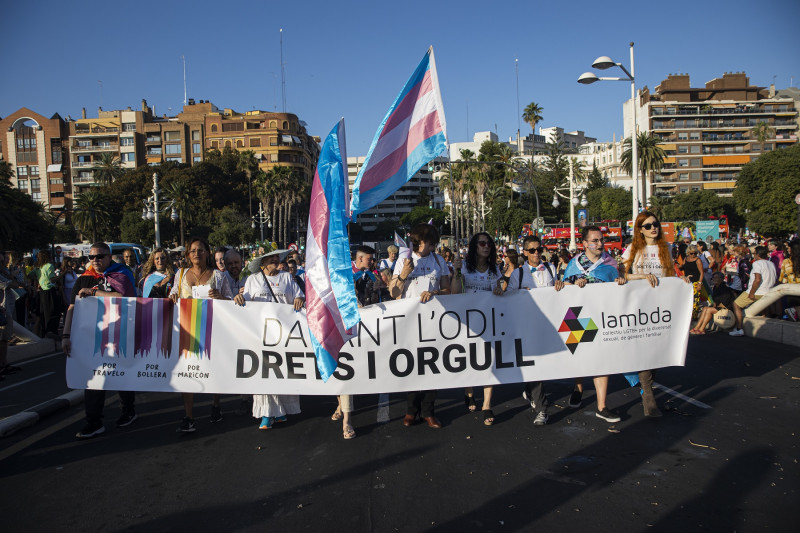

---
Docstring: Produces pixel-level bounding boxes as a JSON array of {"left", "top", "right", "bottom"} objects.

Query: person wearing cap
[{"left": 234, "top": 247, "right": 305, "bottom": 430}]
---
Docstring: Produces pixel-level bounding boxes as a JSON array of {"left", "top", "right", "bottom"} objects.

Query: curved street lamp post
[{"left": 551, "top": 159, "right": 587, "bottom": 252}]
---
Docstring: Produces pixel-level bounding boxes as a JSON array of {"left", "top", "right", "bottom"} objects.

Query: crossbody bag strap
[{"left": 261, "top": 271, "right": 278, "bottom": 302}]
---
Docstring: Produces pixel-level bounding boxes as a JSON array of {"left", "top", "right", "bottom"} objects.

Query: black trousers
[
  {"left": 524, "top": 381, "right": 546, "bottom": 413},
  {"left": 406, "top": 390, "right": 436, "bottom": 418},
  {"left": 85, "top": 389, "right": 135, "bottom": 425},
  {"left": 38, "top": 289, "right": 60, "bottom": 335}
]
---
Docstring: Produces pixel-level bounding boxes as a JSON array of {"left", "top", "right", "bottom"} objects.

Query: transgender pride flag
[
  {"left": 350, "top": 46, "right": 448, "bottom": 217},
  {"left": 305, "top": 119, "right": 361, "bottom": 382}
]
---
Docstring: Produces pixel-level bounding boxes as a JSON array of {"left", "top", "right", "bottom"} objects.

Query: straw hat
[{"left": 247, "top": 247, "right": 290, "bottom": 273}]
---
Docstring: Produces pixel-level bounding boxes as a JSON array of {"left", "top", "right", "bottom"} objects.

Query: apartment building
[
  {"left": 634, "top": 72, "right": 798, "bottom": 198},
  {"left": 0, "top": 108, "right": 70, "bottom": 210},
  {"left": 205, "top": 109, "right": 319, "bottom": 182},
  {"left": 68, "top": 101, "right": 152, "bottom": 193},
  {"left": 142, "top": 99, "right": 209, "bottom": 167},
  {"left": 347, "top": 156, "right": 445, "bottom": 232}
]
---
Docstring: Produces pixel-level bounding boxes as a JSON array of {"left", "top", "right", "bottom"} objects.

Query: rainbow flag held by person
[
  {"left": 350, "top": 47, "right": 448, "bottom": 217},
  {"left": 178, "top": 298, "right": 214, "bottom": 359},
  {"left": 305, "top": 119, "right": 361, "bottom": 382}
]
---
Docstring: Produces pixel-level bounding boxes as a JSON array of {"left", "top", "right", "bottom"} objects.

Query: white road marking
[
  {"left": 0, "top": 372, "right": 56, "bottom": 392},
  {"left": 376, "top": 393, "right": 390, "bottom": 423},
  {"left": 654, "top": 382, "right": 711, "bottom": 409},
  {"left": 17, "top": 353, "right": 62, "bottom": 365}
]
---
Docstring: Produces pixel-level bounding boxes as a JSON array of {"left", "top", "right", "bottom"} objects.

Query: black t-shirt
[{"left": 70, "top": 275, "right": 113, "bottom": 306}]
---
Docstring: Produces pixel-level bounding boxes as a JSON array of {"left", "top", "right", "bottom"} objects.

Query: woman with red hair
[{"left": 621, "top": 211, "right": 677, "bottom": 418}]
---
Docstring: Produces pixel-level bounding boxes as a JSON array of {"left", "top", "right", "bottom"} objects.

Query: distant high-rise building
[
  {"left": 0, "top": 108, "right": 70, "bottom": 211},
  {"left": 629, "top": 72, "right": 798, "bottom": 198}
]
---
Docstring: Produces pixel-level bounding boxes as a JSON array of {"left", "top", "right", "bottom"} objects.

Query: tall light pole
[
  {"left": 251, "top": 201, "right": 271, "bottom": 242},
  {"left": 578, "top": 42, "right": 639, "bottom": 227},
  {"left": 552, "top": 159, "right": 587, "bottom": 252},
  {"left": 142, "top": 172, "right": 178, "bottom": 249}
]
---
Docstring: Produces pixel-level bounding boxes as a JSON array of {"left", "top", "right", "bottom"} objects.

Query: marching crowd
[{"left": 1, "top": 212, "right": 798, "bottom": 441}]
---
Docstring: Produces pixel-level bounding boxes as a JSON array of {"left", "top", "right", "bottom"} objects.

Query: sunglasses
[
  {"left": 641, "top": 222, "right": 661, "bottom": 230},
  {"left": 476, "top": 241, "right": 491, "bottom": 247},
  {"left": 87, "top": 254, "right": 108, "bottom": 260},
  {"left": 525, "top": 248, "right": 543, "bottom": 254}
]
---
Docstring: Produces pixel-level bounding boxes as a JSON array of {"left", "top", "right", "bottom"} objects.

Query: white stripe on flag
[{"left": 366, "top": 90, "right": 439, "bottom": 165}]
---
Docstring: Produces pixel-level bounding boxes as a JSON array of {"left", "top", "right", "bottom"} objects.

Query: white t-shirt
[
  {"left": 393, "top": 252, "right": 449, "bottom": 299},
  {"left": 507, "top": 261, "right": 555, "bottom": 290},
  {"left": 243, "top": 271, "right": 304, "bottom": 304},
  {"left": 622, "top": 244, "right": 672, "bottom": 278},
  {"left": 460, "top": 265, "right": 502, "bottom": 293},
  {"left": 750, "top": 259, "right": 777, "bottom": 296}
]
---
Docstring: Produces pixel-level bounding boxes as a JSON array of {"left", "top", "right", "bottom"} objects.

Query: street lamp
[
  {"left": 251, "top": 201, "right": 272, "bottom": 242},
  {"left": 141, "top": 172, "right": 178, "bottom": 249},
  {"left": 552, "top": 159, "right": 587, "bottom": 252},
  {"left": 578, "top": 42, "right": 640, "bottom": 226}
]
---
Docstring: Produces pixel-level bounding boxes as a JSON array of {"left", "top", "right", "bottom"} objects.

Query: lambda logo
[{"left": 558, "top": 306, "right": 599, "bottom": 353}]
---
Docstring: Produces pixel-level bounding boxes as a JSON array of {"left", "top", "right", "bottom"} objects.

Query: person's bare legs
[{"left": 593, "top": 376, "right": 609, "bottom": 411}]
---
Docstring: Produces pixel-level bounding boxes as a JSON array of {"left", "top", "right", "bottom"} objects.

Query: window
[
  {"left": 192, "top": 130, "right": 200, "bottom": 141},
  {"left": 692, "top": 186, "right": 701, "bottom": 192},
  {"left": 222, "top": 122, "right": 244, "bottom": 132},
  {"left": 270, "top": 136, "right": 277, "bottom": 146},
  {"left": 763, "top": 144, "right": 772, "bottom": 151},
  {"left": 211, "top": 124, "right": 218, "bottom": 132},
  {"left": 192, "top": 142, "right": 201, "bottom": 153},
  {"left": 147, "top": 147, "right": 162, "bottom": 155},
  {"left": 224, "top": 140, "right": 232, "bottom": 148},
  {"left": 193, "top": 156, "right": 202, "bottom": 163},
  {"left": 121, "top": 137, "right": 135, "bottom": 146},
  {"left": 123, "top": 123, "right": 136, "bottom": 132},
  {"left": 17, "top": 166, "right": 28, "bottom": 176},
  {"left": 679, "top": 186, "right": 689, "bottom": 193},
  {"left": 165, "top": 156, "right": 182, "bottom": 163},
  {"left": 165, "top": 144, "right": 181, "bottom": 154},
  {"left": 50, "top": 177, "right": 63, "bottom": 185},
  {"left": 51, "top": 191, "right": 64, "bottom": 198},
  {"left": 236, "top": 139, "right": 244, "bottom": 148},
  {"left": 249, "top": 137, "right": 261, "bottom": 147},
  {"left": 30, "top": 166, "right": 39, "bottom": 176},
  {"left": 678, "top": 146, "right": 688, "bottom": 154},
  {"left": 269, "top": 120, "right": 277, "bottom": 128},
  {"left": 164, "top": 131, "right": 181, "bottom": 141},
  {"left": 31, "top": 192, "right": 41, "bottom": 201},
  {"left": 678, "top": 132, "right": 688, "bottom": 140},
  {"left": 211, "top": 140, "right": 219, "bottom": 149},
  {"left": 679, "top": 173, "right": 689, "bottom": 180},
  {"left": 270, "top": 153, "right": 278, "bottom": 163},
  {"left": 678, "top": 159, "right": 689, "bottom": 167},
  {"left": 121, "top": 153, "right": 135, "bottom": 162},
  {"left": 30, "top": 179, "right": 41, "bottom": 190},
  {"left": 691, "top": 172, "right": 701, "bottom": 180},
  {"left": 17, "top": 180, "right": 27, "bottom": 190},
  {"left": 690, "top": 145, "right": 701, "bottom": 154},
  {"left": 690, "top": 132, "right": 700, "bottom": 140}
]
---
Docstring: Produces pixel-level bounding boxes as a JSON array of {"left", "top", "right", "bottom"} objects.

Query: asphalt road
[{"left": 1, "top": 333, "right": 798, "bottom": 532}]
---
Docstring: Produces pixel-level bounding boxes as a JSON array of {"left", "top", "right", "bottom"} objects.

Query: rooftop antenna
[
  {"left": 182, "top": 55, "right": 187, "bottom": 106},
  {"left": 280, "top": 29, "right": 287, "bottom": 112},
  {"left": 466, "top": 100, "right": 469, "bottom": 140},
  {"left": 98, "top": 80, "right": 103, "bottom": 109}
]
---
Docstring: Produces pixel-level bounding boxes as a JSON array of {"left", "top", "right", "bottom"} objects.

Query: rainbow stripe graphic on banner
[
  {"left": 93, "top": 298, "right": 174, "bottom": 358},
  {"left": 178, "top": 298, "right": 214, "bottom": 359}
]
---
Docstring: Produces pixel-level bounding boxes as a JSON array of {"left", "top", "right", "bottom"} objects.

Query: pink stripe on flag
[
  {"left": 378, "top": 70, "right": 433, "bottom": 140},
  {"left": 359, "top": 110, "right": 442, "bottom": 190},
  {"left": 304, "top": 277, "right": 345, "bottom": 355}
]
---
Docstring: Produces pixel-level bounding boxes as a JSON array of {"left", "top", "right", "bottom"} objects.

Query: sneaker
[
  {"left": 596, "top": 408, "right": 621, "bottom": 423},
  {"left": 273, "top": 415, "right": 287, "bottom": 423},
  {"left": 785, "top": 308, "right": 798, "bottom": 322},
  {"left": 533, "top": 411, "right": 548, "bottom": 426},
  {"left": 116, "top": 412, "right": 137, "bottom": 428},
  {"left": 521, "top": 390, "right": 536, "bottom": 410},
  {"left": 210, "top": 406, "right": 223, "bottom": 423},
  {"left": 568, "top": 389, "right": 582, "bottom": 408},
  {"left": 178, "top": 417, "right": 196, "bottom": 433},
  {"left": 258, "top": 416, "right": 273, "bottom": 430},
  {"left": 729, "top": 328, "right": 745, "bottom": 337},
  {"left": 76, "top": 422, "right": 106, "bottom": 439}
]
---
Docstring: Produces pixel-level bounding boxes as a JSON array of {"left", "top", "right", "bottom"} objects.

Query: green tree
[
  {"left": 53, "top": 224, "right": 79, "bottom": 244},
  {"left": 238, "top": 150, "right": 259, "bottom": 218},
  {"left": 586, "top": 162, "right": 607, "bottom": 192},
  {"left": 119, "top": 210, "right": 156, "bottom": 245},
  {"left": 0, "top": 160, "right": 14, "bottom": 186},
  {"left": 91, "top": 152, "right": 124, "bottom": 186},
  {"left": 733, "top": 143, "right": 800, "bottom": 236},
  {"left": 522, "top": 102, "right": 543, "bottom": 142},
  {"left": 661, "top": 190, "right": 738, "bottom": 225},
  {"left": 621, "top": 131, "right": 665, "bottom": 206},
  {"left": 208, "top": 206, "right": 255, "bottom": 247},
  {"left": 0, "top": 176, "right": 51, "bottom": 252},
  {"left": 400, "top": 206, "right": 448, "bottom": 230},
  {"left": 586, "top": 186, "right": 633, "bottom": 222},
  {"left": 72, "top": 189, "right": 111, "bottom": 243},
  {"left": 164, "top": 178, "right": 192, "bottom": 247},
  {"left": 750, "top": 121, "right": 774, "bottom": 143}
]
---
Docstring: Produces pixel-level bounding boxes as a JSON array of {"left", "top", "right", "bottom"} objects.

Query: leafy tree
[
  {"left": 586, "top": 162, "right": 607, "bottom": 192},
  {"left": 0, "top": 177, "right": 51, "bottom": 252},
  {"left": 621, "top": 131, "right": 665, "bottom": 206},
  {"left": 72, "top": 189, "right": 111, "bottom": 243},
  {"left": 733, "top": 143, "right": 800, "bottom": 236},
  {"left": 0, "top": 160, "right": 14, "bottom": 186},
  {"left": 522, "top": 102, "right": 543, "bottom": 141},
  {"left": 660, "top": 190, "right": 739, "bottom": 225},
  {"left": 586, "top": 186, "right": 633, "bottom": 222},
  {"left": 91, "top": 152, "right": 124, "bottom": 186},
  {"left": 53, "top": 224, "right": 79, "bottom": 244},
  {"left": 119, "top": 210, "right": 156, "bottom": 245},
  {"left": 208, "top": 206, "right": 255, "bottom": 247},
  {"left": 163, "top": 178, "right": 192, "bottom": 246}
]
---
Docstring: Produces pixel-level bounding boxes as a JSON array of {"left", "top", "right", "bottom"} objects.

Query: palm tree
[
  {"left": 72, "top": 189, "right": 111, "bottom": 242},
  {"left": 164, "top": 179, "right": 192, "bottom": 247},
  {"left": 621, "top": 131, "right": 666, "bottom": 206},
  {"left": 237, "top": 150, "right": 259, "bottom": 219},
  {"left": 91, "top": 152, "right": 124, "bottom": 186},
  {"left": 751, "top": 121, "right": 774, "bottom": 143},
  {"left": 522, "top": 102, "right": 544, "bottom": 153}
]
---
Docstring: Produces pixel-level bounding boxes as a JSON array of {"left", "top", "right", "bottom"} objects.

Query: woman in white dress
[
  {"left": 169, "top": 237, "right": 234, "bottom": 432},
  {"left": 234, "top": 248, "right": 305, "bottom": 430}
]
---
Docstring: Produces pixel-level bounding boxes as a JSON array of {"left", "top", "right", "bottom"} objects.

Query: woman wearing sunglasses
[
  {"left": 622, "top": 211, "right": 679, "bottom": 418},
  {"left": 453, "top": 232, "right": 505, "bottom": 426}
]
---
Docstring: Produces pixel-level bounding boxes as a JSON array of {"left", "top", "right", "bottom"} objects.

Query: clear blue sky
[{"left": 2, "top": 0, "right": 798, "bottom": 155}]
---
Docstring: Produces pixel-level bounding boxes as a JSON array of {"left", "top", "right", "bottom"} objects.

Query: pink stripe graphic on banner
[
  {"left": 161, "top": 299, "right": 173, "bottom": 357},
  {"left": 101, "top": 299, "right": 111, "bottom": 356},
  {"left": 112, "top": 300, "right": 121, "bottom": 357}
]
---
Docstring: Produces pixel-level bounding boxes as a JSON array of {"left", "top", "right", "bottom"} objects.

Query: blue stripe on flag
[{"left": 310, "top": 332, "right": 338, "bottom": 383}]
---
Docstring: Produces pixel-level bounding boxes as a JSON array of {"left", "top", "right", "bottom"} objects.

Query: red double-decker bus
[{"left": 539, "top": 221, "right": 624, "bottom": 252}]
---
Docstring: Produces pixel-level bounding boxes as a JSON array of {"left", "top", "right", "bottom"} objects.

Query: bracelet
[
  {"left": 91, "top": 287, "right": 98, "bottom": 296},
  {"left": 399, "top": 277, "right": 407, "bottom": 282}
]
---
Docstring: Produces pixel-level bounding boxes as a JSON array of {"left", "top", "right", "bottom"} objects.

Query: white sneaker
[
  {"left": 729, "top": 328, "right": 744, "bottom": 337},
  {"left": 785, "top": 308, "right": 798, "bottom": 322}
]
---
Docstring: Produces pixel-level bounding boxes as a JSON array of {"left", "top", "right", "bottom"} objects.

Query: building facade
[
  {"left": 629, "top": 72, "right": 798, "bottom": 198},
  {"left": 0, "top": 108, "right": 70, "bottom": 211}
]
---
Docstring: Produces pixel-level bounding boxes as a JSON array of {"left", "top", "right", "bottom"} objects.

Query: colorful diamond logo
[{"left": 560, "top": 306, "right": 599, "bottom": 353}]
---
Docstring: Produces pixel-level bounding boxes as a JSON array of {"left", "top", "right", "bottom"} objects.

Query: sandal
[
  {"left": 464, "top": 394, "right": 477, "bottom": 412},
  {"left": 343, "top": 424, "right": 356, "bottom": 440},
  {"left": 690, "top": 329, "right": 705, "bottom": 335},
  {"left": 331, "top": 408, "right": 343, "bottom": 421},
  {"left": 483, "top": 409, "right": 495, "bottom": 426}
]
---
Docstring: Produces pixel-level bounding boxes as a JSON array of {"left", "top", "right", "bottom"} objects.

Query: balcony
[
  {"left": 71, "top": 143, "right": 119, "bottom": 153},
  {"left": 73, "top": 127, "right": 120, "bottom": 135},
  {"left": 651, "top": 106, "right": 795, "bottom": 117},
  {"left": 73, "top": 175, "right": 97, "bottom": 184},
  {"left": 71, "top": 161, "right": 95, "bottom": 168}
]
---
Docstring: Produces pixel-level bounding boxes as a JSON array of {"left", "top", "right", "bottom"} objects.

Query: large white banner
[{"left": 66, "top": 279, "right": 693, "bottom": 395}]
